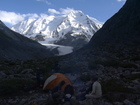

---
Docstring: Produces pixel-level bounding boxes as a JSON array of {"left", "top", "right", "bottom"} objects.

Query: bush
[
  {"left": 88, "top": 58, "right": 138, "bottom": 69},
  {"left": 80, "top": 73, "right": 91, "bottom": 82},
  {"left": 60, "top": 64, "right": 82, "bottom": 73},
  {"left": 0, "top": 78, "right": 34, "bottom": 97},
  {"left": 88, "top": 58, "right": 122, "bottom": 68},
  {"left": 127, "top": 73, "right": 140, "bottom": 80},
  {"left": 101, "top": 79, "right": 133, "bottom": 94},
  {"left": 120, "top": 62, "right": 138, "bottom": 68}
]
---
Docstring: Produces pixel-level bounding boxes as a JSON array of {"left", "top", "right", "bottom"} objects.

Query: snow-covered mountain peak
[
  {"left": 67, "top": 10, "right": 84, "bottom": 17},
  {"left": 11, "top": 10, "right": 103, "bottom": 52}
]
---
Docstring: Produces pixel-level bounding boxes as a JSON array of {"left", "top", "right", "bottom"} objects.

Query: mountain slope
[
  {"left": 89, "top": 0, "right": 140, "bottom": 47},
  {"left": 11, "top": 10, "right": 102, "bottom": 50},
  {"left": 87, "top": 0, "right": 140, "bottom": 60},
  {"left": 0, "top": 20, "right": 54, "bottom": 60},
  {"left": 58, "top": 0, "right": 140, "bottom": 72}
]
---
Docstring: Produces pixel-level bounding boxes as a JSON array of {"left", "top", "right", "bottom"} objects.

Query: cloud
[
  {"left": 0, "top": 8, "right": 75, "bottom": 27},
  {"left": 60, "top": 8, "right": 74, "bottom": 15},
  {"left": 36, "top": 0, "right": 51, "bottom": 5},
  {"left": 40, "top": 13, "right": 48, "bottom": 18},
  {"left": 48, "top": 8, "right": 74, "bottom": 15},
  {"left": 117, "top": 0, "right": 126, "bottom": 2},
  {"left": 0, "top": 11, "right": 24, "bottom": 25},
  {"left": 48, "top": 9, "right": 60, "bottom": 15},
  {"left": 23, "top": 13, "right": 39, "bottom": 19},
  {"left": 0, "top": 10, "right": 39, "bottom": 26}
]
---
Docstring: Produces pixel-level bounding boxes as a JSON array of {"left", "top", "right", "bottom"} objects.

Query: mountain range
[
  {"left": 0, "top": 10, "right": 102, "bottom": 60},
  {"left": 11, "top": 10, "right": 102, "bottom": 51}
]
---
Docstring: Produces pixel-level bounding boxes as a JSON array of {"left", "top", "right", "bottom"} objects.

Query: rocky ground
[
  {"left": 0, "top": 60, "right": 140, "bottom": 105},
  {"left": 0, "top": 86, "right": 139, "bottom": 105}
]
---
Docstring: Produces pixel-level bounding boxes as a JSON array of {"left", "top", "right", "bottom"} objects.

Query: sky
[{"left": 0, "top": 0, "right": 126, "bottom": 27}]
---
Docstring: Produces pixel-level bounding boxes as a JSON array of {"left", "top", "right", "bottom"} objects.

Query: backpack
[{"left": 64, "top": 84, "right": 74, "bottom": 101}]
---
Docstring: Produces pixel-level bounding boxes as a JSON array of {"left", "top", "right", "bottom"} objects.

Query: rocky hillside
[{"left": 0, "top": 20, "right": 54, "bottom": 60}]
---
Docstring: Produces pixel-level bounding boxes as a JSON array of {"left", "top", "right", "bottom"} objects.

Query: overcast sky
[{"left": 0, "top": 0, "right": 126, "bottom": 27}]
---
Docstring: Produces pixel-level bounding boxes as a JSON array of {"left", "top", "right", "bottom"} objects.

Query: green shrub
[
  {"left": 120, "top": 62, "right": 138, "bottom": 68},
  {"left": 0, "top": 78, "right": 34, "bottom": 97},
  {"left": 101, "top": 79, "right": 133, "bottom": 94},
  {"left": 80, "top": 73, "right": 91, "bottom": 82},
  {"left": 60, "top": 64, "right": 82, "bottom": 73},
  {"left": 128, "top": 73, "right": 140, "bottom": 80},
  {"left": 89, "top": 58, "right": 138, "bottom": 69},
  {"left": 89, "top": 59, "right": 120, "bottom": 68},
  {"left": 130, "top": 55, "right": 140, "bottom": 61}
]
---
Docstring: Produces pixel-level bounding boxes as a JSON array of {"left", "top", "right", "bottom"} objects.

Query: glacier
[{"left": 11, "top": 10, "right": 103, "bottom": 55}]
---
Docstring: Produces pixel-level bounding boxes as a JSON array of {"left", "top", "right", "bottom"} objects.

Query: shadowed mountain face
[
  {"left": 86, "top": 0, "right": 140, "bottom": 59},
  {"left": 58, "top": 0, "right": 140, "bottom": 71},
  {"left": 0, "top": 21, "right": 54, "bottom": 60}
]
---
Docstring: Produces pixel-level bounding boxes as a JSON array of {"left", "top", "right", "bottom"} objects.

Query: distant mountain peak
[
  {"left": 11, "top": 10, "right": 103, "bottom": 50},
  {"left": 67, "top": 10, "right": 84, "bottom": 17}
]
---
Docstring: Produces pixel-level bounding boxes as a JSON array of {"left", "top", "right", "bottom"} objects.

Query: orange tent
[{"left": 43, "top": 73, "right": 72, "bottom": 90}]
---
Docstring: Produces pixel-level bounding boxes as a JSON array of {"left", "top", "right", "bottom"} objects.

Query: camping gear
[
  {"left": 64, "top": 84, "right": 74, "bottom": 101},
  {"left": 43, "top": 73, "right": 72, "bottom": 90}
]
